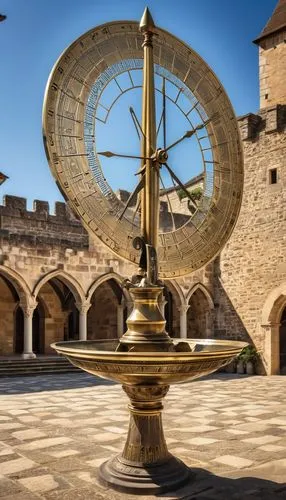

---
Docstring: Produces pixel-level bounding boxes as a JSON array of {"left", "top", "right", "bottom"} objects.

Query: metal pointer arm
[
  {"left": 165, "top": 118, "right": 211, "bottom": 153},
  {"left": 118, "top": 174, "right": 145, "bottom": 220},
  {"left": 98, "top": 151, "right": 151, "bottom": 160},
  {"left": 129, "top": 107, "right": 145, "bottom": 139},
  {"left": 163, "top": 162, "right": 197, "bottom": 207}
]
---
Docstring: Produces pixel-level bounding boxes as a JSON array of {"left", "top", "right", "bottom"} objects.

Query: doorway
[{"left": 280, "top": 307, "right": 286, "bottom": 372}]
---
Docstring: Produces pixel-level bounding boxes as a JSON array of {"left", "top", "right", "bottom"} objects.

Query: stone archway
[
  {"left": 280, "top": 307, "right": 286, "bottom": 373},
  {"left": 87, "top": 277, "right": 125, "bottom": 340},
  {"left": 186, "top": 284, "right": 214, "bottom": 339},
  {"left": 33, "top": 270, "right": 85, "bottom": 305},
  {"left": 0, "top": 268, "right": 33, "bottom": 356},
  {"left": 34, "top": 271, "right": 83, "bottom": 353},
  {"left": 162, "top": 280, "right": 184, "bottom": 337},
  {"left": 261, "top": 283, "right": 286, "bottom": 375},
  {"left": 87, "top": 273, "right": 131, "bottom": 339}
]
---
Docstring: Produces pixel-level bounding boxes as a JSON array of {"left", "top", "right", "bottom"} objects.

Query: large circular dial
[{"left": 43, "top": 20, "right": 243, "bottom": 278}]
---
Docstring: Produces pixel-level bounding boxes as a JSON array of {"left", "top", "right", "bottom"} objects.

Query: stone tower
[
  {"left": 254, "top": 0, "right": 286, "bottom": 109},
  {"left": 215, "top": 0, "right": 286, "bottom": 375}
]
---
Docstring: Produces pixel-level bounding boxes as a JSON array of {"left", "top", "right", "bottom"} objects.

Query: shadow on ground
[
  {"left": 158, "top": 467, "right": 286, "bottom": 499},
  {"left": 0, "top": 372, "right": 115, "bottom": 394},
  {"left": 0, "top": 372, "right": 251, "bottom": 395},
  {"left": 200, "top": 372, "right": 254, "bottom": 381}
]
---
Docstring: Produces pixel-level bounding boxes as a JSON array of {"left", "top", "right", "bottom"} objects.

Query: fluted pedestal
[{"left": 98, "top": 384, "right": 191, "bottom": 494}]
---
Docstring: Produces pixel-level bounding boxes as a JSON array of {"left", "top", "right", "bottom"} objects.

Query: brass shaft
[{"left": 140, "top": 22, "right": 159, "bottom": 251}]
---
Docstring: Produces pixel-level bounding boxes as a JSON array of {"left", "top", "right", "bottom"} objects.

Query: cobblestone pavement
[{"left": 0, "top": 373, "right": 286, "bottom": 499}]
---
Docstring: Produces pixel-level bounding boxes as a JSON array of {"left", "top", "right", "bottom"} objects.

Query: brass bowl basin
[{"left": 52, "top": 338, "right": 247, "bottom": 385}]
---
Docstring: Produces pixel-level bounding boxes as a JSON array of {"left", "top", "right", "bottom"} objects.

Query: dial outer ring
[{"left": 43, "top": 20, "right": 243, "bottom": 278}]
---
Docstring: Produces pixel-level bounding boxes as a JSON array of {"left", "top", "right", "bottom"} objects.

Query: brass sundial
[
  {"left": 43, "top": 9, "right": 243, "bottom": 279},
  {"left": 44, "top": 8, "right": 246, "bottom": 495}
]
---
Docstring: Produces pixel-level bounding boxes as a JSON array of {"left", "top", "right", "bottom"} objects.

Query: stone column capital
[
  {"left": 76, "top": 301, "right": 91, "bottom": 315},
  {"left": 178, "top": 304, "right": 190, "bottom": 314},
  {"left": 20, "top": 298, "right": 38, "bottom": 318}
]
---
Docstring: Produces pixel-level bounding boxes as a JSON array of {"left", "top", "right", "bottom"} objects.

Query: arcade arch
[
  {"left": 261, "top": 283, "right": 286, "bottom": 374},
  {"left": 162, "top": 280, "right": 184, "bottom": 337},
  {"left": 0, "top": 267, "right": 34, "bottom": 357},
  {"left": 186, "top": 284, "right": 214, "bottom": 339},
  {"left": 33, "top": 271, "right": 83, "bottom": 354},
  {"left": 87, "top": 274, "right": 128, "bottom": 340}
]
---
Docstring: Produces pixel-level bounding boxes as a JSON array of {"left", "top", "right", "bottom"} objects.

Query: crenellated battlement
[
  {"left": 0, "top": 195, "right": 81, "bottom": 222},
  {"left": 0, "top": 196, "right": 89, "bottom": 249},
  {"left": 238, "top": 104, "right": 286, "bottom": 141}
]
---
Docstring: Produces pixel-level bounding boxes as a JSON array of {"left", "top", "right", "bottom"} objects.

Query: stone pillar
[
  {"left": 179, "top": 304, "right": 189, "bottom": 339},
  {"left": 21, "top": 302, "right": 37, "bottom": 359},
  {"left": 158, "top": 291, "right": 167, "bottom": 317},
  {"left": 263, "top": 322, "right": 280, "bottom": 375},
  {"left": 205, "top": 309, "right": 214, "bottom": 338},
  {"left": 76, "top": 301, "right": 91, "bottom": 341},
  {"left": 117, "top": 303, "right": 125, "bottom": 337}
]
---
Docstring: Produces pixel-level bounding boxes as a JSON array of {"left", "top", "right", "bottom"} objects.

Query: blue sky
[{"left": 0, "top": 0, "right": 277, "bottom": 209}]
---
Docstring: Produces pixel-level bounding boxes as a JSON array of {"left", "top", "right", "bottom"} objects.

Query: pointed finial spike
[{"left": 139, "top": 6, "right": 155, "bottom": 32}]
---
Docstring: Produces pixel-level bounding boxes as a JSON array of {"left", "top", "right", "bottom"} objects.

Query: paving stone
[
  {"left": 12, "top": 429, "right": 47, "bottom": 440},
  {"left": 213, "top": 455, "right": 253, "bottom": 468},
  {"left": 86, "top": 458, "right": 107, "bottom": 467},
  {"left": 227, "top": 429, "right": 250, "bottom": 435},
  {"left": 186, "top": 437, "right": 219, "bottom": 445},
  {"left": 0, "top": 449, "right": 14, "bottom": 458},
  {"left": 18, "top": 474, "right": 59, "bottom": 492},
  {"left": 102, "top": 426, "right": 126, "bottom": 434},
  {"left": 18, "top": 416, "right": 40, "bottom": 423},
  {"left": 180, "top": 425, "right": 219, "bottom": 433},
  {"left": 1, "top": 457, "right": 37, "bottom": 475},
  {"left": 258, "top": 444, "right": 286, "bottom": 452},
  {"left": 0, "top": 423, "right": 24, "bottom": 430},
  {"left": 47, "top": 449, "right": 80, "bottom": 458},
  {"left": 8, "top": 410, "right": 29, "bottom": 415},
  {"left": 19, "top": 437, "right": 72, "bottom": 450},
  {"left": 91, "top": 432, "right": 122, "bottom": 443},
  {"left": 242, "top": 435, "right": 281, "bottom": 445}
]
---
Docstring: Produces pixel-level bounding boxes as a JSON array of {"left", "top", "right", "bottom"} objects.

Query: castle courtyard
[
  {"left": 0, "top": 373, "right": 285, "bottom": 499},
  {"left": 0, "top": 1, "right": 285, "bottom": 497}
]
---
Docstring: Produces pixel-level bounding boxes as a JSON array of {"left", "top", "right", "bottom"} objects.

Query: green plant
[
  {"left": 177, "top": 186, "right": 203, "bottom": 201},
  {"left": 238, "top": 345, "right": 259, "bottom": 364}
]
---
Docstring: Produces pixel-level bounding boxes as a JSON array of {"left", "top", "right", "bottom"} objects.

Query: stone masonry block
[
  {"left": 3, "top": 195, "right": 27, "bottom": 211},
  {"left": 238, "top": 113, "right": 262, "bottom": 140}
]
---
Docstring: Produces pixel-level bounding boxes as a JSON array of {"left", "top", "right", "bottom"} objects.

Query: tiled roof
[{"left": 253, "top": 0, "right": 286, "bottom": 44}]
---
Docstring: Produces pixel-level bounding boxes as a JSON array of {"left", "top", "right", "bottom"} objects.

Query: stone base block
[{"left": 98, "top": 453, "right": 192, "bottom": 495}]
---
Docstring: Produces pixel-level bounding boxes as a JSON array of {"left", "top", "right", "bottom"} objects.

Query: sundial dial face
[{"left": 43, "top": 20, "right": 243, "bottom": 278}]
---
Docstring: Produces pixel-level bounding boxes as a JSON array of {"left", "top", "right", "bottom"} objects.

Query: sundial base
[
  {"left": 98, "top": 383, "right": 191, "bottom": 495},
  {"left": 99, "top": 453, "right": 191, "bottom": 495}
]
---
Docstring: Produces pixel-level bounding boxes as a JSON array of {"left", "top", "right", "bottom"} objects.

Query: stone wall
[
  {"left": 0, "top": 196, "right": 88, "bottom": 249},
  {"left": 216, "top": 105, "right": 286, "bottom": 373}
]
